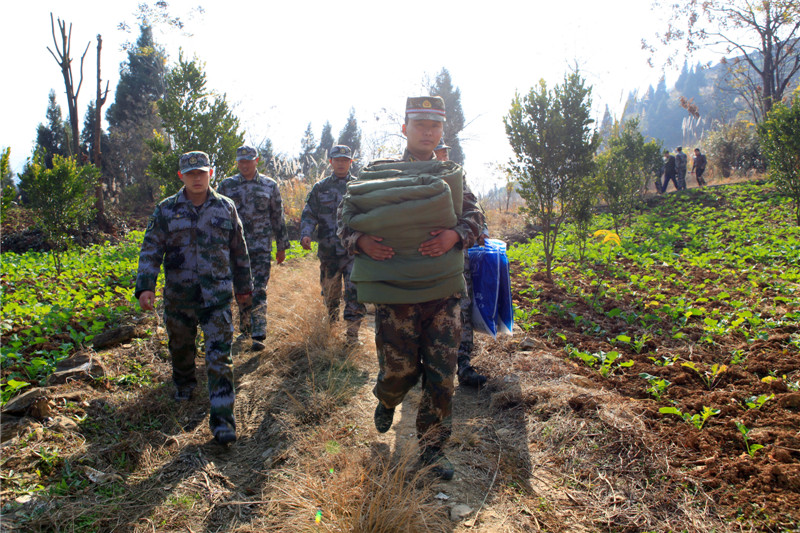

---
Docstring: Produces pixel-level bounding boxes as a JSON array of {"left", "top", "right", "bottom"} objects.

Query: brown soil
[{"left": 506, "top": 263, "right": 800, "bottom": 531}]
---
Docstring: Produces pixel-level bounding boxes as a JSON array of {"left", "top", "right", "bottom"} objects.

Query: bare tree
[
  {"left": 94, "top": 34, "right": 110, "bottom": 227},
  {"left": 47, "top": 13, "right": 90, "bottom": 157},
  {"left": 644, "top": 0, "right": 800, "bottom": 121}
]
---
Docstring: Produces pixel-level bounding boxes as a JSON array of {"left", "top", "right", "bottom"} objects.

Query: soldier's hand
[
  {"left": 419, "top": 229, "right": 460, "bottom": 257},
  {"left": 357, "top": 234, "right": 394, "bottom": 261},
  {"left": 139, "top": 291, "right": 156, "bottom": 311},
  {"left": 236, "top": 292, "right": 253, "bottom": 308},
  {"left": 300, "top": 236, "right": 311, "bottom": 250},
  {"left": 276, "top": 250, "right": 286, "bottom": 264}
]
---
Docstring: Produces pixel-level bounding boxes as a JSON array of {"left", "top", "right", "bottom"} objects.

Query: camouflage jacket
[
  {"left": 337, "top": 150, "right": 483, "bottom": 255},
  {"left": 675, "top": 151, "right": 688, "bottom": 171},
  {"left": 300, "top": 172, "right": 355, "bottom": 258},
  {"left": 217, "top": 172, "right": 290, "bottom": 255},
  {"left": 135, "top": 187, "right": 253, "bottom": 309}
]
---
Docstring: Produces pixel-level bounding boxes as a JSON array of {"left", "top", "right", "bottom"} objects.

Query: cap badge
[{"left": 422, "top": 100, "right": 432, "bottom": 108}]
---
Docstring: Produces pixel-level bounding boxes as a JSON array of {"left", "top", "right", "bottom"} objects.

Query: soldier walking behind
[
  {"left": 434, "top": 137, "right": 487, "bottom": 388},
  {"left": 136, "top": 151, "right": 253, "bottom": 445},
  {"left": 660, "top": 150, "right": 679, "bottom": 193},
  {"left": 218, "top": 145, "right": 290, "bottom": 351},
  {"left": 692, "top": 147, "right": 708, "bottom": 187},
  {"left": 338, "top": 97, "right": 483, "bottom": 479},
  {"left": 299, "top": 144, "right": 366, "bottom": 343},
  {"left": 675, "top": 146, "right": 688, "bottom": 190}
]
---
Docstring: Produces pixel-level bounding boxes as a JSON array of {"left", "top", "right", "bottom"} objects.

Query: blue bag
[{"left": 468, "top": 239, "right": 513, "bottom": 337}]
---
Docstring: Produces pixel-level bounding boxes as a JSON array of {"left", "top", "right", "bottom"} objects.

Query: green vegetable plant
[
  {"left": 659, "top": 405, "right": 720, "bottom": 430},
  {"left": 639, "top": 373, "right": 671, "bottom": 400},
  {"left": 1, "top": 379, "right": 30, "bottom": 404},
  {"left": 743, "top": 393, "right": 774, "bottom": 410},
  {"left": 735, "top": 421, "right": 765, "bottom": 456},
  {"left": 590, "top": 229, "right": 622, "bottom": 310},
  {"left": 681, "top": 361, "right": 728, "bottom": 390},
  {"left": 565, "top": 345, "right": 633, "bottom": 377},
  {"left": 649, "top": 353, "right": 679, "bottom": 367}
]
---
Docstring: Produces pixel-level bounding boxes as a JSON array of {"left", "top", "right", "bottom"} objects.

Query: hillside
[
  {"left": 619, "top": 56, "right": 800, "bottom": 150},
  {"left": 1, "top": 179, "right": 799, "bottom": 531}
]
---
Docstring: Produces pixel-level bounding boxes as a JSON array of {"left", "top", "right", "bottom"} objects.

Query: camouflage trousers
[
  {"left": 458, "top": 248, "right": 475, "bottom": 373},
  {"left": 677, "top": 168, "right": 687, "bottom": 190},
  {"left": 319, "top": 255, "right": 366, "bottom": 323},
  {"left": 164, "top": 303, "right": 235, "bottom": 434},
  {"left": 373, "top": 296, "right": 461, "bottom": 450},
  {"left": 238, "top": 251, "right": 271, "bottom": 340}
]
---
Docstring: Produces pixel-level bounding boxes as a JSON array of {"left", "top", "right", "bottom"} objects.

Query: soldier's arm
[
  {"left": 270, "top": 182, "right": 290, "bottom": 252},
  {"left": 336, "top": 200, "right": 363, "bottom": 255},
  {"left": 135, "top": 205, "right": 167, "bottom": 308},
  {"left": 452, "top": 179, "right": 483, "bottom": 250},
  {"left": 299, "top": 186, "right": 319, "bottom": 240},
  {"left": 229, "top": 206, "right": 254, "bottom": 297}
]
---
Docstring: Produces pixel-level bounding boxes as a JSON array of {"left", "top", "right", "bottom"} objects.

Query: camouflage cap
[
  {"left": 329, "top": 145, "right": 352, "bottom": 159},
  {"left": 435, "top": 137, "right": 450, "bottom": 151},
  {"left": 405, "top": 96, "right": 446, "bottom": 122},
  {"left": 179, "top": 151, "right": 212, "bottom": 173},
  {"left": 236, "top": 145, "right": 258, "bottom": 161}
]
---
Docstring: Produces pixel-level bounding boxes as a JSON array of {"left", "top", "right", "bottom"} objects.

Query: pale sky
[{"left": 1, "top": 0, "right": 679, "bottom": 192}]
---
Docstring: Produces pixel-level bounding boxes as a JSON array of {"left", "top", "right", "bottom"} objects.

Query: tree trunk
[
  {"left": 48, "top": 14, "right": 89, "bottom": 159},
  {"left": 94, "top": 34, "right": 110, "bottom": 230}
]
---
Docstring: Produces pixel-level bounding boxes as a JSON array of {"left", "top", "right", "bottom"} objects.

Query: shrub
[
  {"left": 759, "top": 95, "right": 800, "bottom": 225},
  {"left": 596, "top": 119, "right": 662, "bottom": 235},
  {"left": 17, "top": 154, "right": 97, "bottom": 272},
  {"left": 704, "top": 120, "right": 765, "bottom": 178}
]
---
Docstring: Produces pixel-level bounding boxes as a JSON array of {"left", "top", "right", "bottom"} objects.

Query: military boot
[
  {"left": 212, "top": 418, "right": 237, "bottom": 445},
  {"left": 374, "top": 402, "right": 395, "bottom": 433},
  {"left": 173, "top": 385, "right": 195, "bottom": 402},
  {"left": 251, "top": 336, "right": 266, "bottom": 352},
  {"left": 421, "top": 447, "right": 454, "bottom": 480},
  {"left": 458, "top": 366, "right": 487, "bottom": 388},
  {"left": 345, "top": 320, "right": 361, "bottom": 347}
]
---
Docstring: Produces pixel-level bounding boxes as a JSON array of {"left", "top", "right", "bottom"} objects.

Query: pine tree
[
  {"left": 598, "top": 105, "right": 614, "bottom": 150},
  {"left": 315, "top": 122, "right": 334, "bottom": 160},
  {"left": 429, "top": 68, "right": 466, "bottom": 165},
  {"left": 338, "top": 108, "right": 362, "bottom": 158},
  {"left": 105, "top": 25, "right": 166, "bottom": 199},
  {"left": 81, "top": 101, "right": 110, "bottom": 167},
  {"left": 106, "top": 25, "right": 166, "bottom": 128},
  {"left": 299, "top": 123, "right": 317, "bottom": 175},
  {"left": 147, "top": 52, "right": 243, "bottom": 198},
  {"left": 35, "top": 90, "right": 69, "bottom": 168}
]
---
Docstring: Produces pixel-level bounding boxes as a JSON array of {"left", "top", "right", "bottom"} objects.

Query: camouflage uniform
[
  {"left": 218, "top": 167, "right": 289, "bottom": 340},
  {"left": 135, "top": 183, "right": 253, "bottom": 438},
  {"left": 339, "top": 144, "right": 483, "bottom": 453},
  {"left": 458, "top": 213, "right": 489, "bottom": 374},
  {"left": 300, "top": 159, "right": 366, "bottom": 325},
  {"left": 675, "top": 148, "right": 688, "bottom": 190}
]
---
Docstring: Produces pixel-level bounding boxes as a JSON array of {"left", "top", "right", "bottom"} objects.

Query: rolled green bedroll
[{"left": 341, "top": 160, "right": 466, "bottom": 304}]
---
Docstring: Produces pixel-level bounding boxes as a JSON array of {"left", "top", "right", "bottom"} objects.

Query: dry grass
[
  {"left": 473, "top": 340, "right": 739, "bottom": 533},
  {"left": 255, "top": 443, "right": 451, "bottom": 532}
]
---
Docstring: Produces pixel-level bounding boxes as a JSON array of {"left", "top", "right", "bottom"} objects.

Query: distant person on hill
[
  {"left": 675, "top": 146, "right": 688, "bottom": 190},
  {"left": 218, "top": 145, "right": 290, "bottom": 352},
  {"left": 692, "top": 147, "right": 708, "bottom": 187},
  {"left": 660, "top": 150, "right": 678, "bottom": 194},
  {"left": 135, "top": 151, "right": 253, "bottom": 445},
  {"left": 433, "top": 136, "right": 488, "bottom": 388},
  {"left": 299, "top": 144, "right": 366, "bottom": 344}
]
